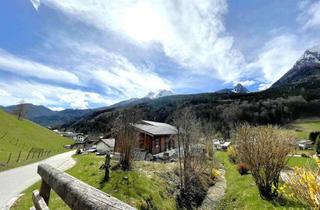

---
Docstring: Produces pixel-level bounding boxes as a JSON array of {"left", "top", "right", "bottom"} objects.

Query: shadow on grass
[{"left": 270, "top": 196, "right": 307, "bottom": 208}]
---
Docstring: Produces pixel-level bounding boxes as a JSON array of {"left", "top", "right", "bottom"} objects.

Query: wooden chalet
[{"left": 115, "top": 120, "right": 178, "bottom": 155}]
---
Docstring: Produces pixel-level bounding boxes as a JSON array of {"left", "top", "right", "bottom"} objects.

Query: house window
[{"left": 155, "top": 137, "right": 160, "bottom": 148}]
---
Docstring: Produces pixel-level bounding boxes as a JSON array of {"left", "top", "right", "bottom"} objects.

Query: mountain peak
[
  {"left": 215, "top": 83, "right": 249, "bottom": 94},
  {"left": 233, "top": 83, "right": 249, "bottom": 93},
  {"left": 272, "top": 44, "right": 320, "bottom": 88},
  {"left": 145, "top": 89, "right": 174, "bottom": 99},
  {"left": 295, "top": 44, "right": 320, "bottom": 68}
]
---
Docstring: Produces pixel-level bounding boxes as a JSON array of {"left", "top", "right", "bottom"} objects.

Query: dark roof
[{"left": 133, "top": 120, "right": 178, "bottom": 136}]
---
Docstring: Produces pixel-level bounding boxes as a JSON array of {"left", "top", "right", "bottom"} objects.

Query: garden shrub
[{"left": 316, "top": 138, "right": 320, "bottom": 155}]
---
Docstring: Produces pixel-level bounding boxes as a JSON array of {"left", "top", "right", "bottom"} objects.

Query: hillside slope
[{"left": 0, "top": 109, "right": 72, "bottom": 171}]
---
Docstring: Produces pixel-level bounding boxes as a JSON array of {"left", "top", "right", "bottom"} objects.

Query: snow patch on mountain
[
  {"left": 296, "top": 44, "right": 320, "bottom": 67},
  {"left": 215, "top": 83, "right": 249, "bottom": 94},
  {"left": 145, "top": 89, "right": 175, "bottom": 99}
]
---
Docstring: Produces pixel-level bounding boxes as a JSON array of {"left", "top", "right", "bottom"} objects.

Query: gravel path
[
  {"left": 0, "top": 150, "right": 76, "bottom": 210},
  {"left": 200, "top": 168, "right": 226, "bottom": 210}
]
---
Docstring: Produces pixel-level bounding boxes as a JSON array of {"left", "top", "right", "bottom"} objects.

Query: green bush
[{"left": 316, "top": 138, "right": 320, "bottom": 154}]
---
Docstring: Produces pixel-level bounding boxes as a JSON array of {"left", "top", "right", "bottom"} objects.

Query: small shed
[{"left": 96, "top": 138, "right": 115, "bottom": 154}]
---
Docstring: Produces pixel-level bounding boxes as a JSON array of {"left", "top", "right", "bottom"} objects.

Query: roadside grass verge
[
  {"left": 11, "top": 154, "right": 177, "bottom": 210},
  {"left": 0, "top": 109, "right": 72, "bottom": 171},
  {"left": 287, "top": 156, "right": 317, "bottom": 171},
  {"left": 215, "top": 152, "right": 307, "bottom": 209}
]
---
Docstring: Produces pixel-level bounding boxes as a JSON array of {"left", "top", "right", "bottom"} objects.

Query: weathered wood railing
[{"left": 31, "top": 163, "right": 136, "bottom": 210}]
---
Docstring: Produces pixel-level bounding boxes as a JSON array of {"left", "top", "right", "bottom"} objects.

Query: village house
[
  {"left": 95, "top": 138, "right": 115, "bottom": 154},
  {"left": 73, "top": 133, "right": 87, "bottom": 143},
  {"left": 115, "top": 120, "right": 178, "bottom": 157}
]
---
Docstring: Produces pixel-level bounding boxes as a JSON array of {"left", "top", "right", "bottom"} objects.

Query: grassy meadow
[
  {"left": 12, "top": 154, "right": 177, "bottom": 210},
  {"left": 0, "top": 109, "right": 72, "bottom": 171},
  {"left": 290, "top": 119, "right": 320, "bottom": 139}
]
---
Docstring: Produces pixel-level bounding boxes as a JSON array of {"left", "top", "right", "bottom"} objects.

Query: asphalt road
[{"left": 0, "top": 150, "right": 76, "bottom": 210}]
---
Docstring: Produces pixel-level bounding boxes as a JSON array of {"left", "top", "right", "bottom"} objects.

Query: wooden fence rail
[{"left": 31, "top": 163, "right": 136, "bottom": 210}]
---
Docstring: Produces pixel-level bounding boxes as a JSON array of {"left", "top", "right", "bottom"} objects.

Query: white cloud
[
  {"left": 30, "top": 0, "right": 41, "bottom": 11},
  {"left": 258, "top": 83, "right": 272, "bottom": 91},
  {"left": 298, "top": 1, "right": 320, "bottom": 30},
  {"left": 0, "top": 49, "right": 80, "bottom": 85},
  {"left": 234, "top": 80, "right": 256, "bottom": 87},
  {"left": 0, "top": 89, "right": 10, "bottom": 96},
  {"left": 39, "top": 0, "right": 246, "bottom": 83},
  {"left": 0, "top": 79, "right": 111, "bottom": 109},
  {"left": 247, "top": 34, "right": 304, "bottom": 84},
  {"left": 44, "top": 38, "right": 171, "bottom": 99}
]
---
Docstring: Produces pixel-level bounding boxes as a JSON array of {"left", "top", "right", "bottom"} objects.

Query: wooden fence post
[
  {"left": 16, "top": 151, "right": 22, "bottom": 162},
  {"left": 39, "top": 180, "right": 51, "bottom": 205},
  {"left": 7, "top": 153, "right": 12, "bottom": 164}
]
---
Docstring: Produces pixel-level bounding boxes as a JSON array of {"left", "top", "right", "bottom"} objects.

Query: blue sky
[{"left": 0, "top": 0, "right": 319, "bottom": 110}]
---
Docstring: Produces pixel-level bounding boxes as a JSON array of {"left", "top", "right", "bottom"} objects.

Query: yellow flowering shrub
[
  {"left": 211, "top": 168, "right": 220, "bottom": 180},
  {"left": 227, "top": 146, "right": 237, "bottom": 163},
  {"left": 281, "top": 160, "right": 320, "bottom": 208}
]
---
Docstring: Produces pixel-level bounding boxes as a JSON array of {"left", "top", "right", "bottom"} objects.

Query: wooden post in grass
[
  {"left": 16, "top": 151, "right": 21, "bottom": 162},
  {"left": 7, "top": 153, "right": 12, "bottom": 164},
  {"left": 39, "top": 179, "right": 51, "bottom": 205},
  {"left": 104, "top": 152, "right": 111, "bottom": 182}
]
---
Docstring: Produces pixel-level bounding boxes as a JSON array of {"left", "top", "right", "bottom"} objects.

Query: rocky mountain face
[
  {"left": 272, "top": 45, "right": 320, "bottom": 88},
  {"left": 215, "top": 83, "right": 249, "bottom": 94}
]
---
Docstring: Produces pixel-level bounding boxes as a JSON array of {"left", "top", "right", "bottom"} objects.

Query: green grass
[
  {"left": 12, "top": 154, "right": 177, "bottom": 210},
  {"left": 215, "top": 152, "right": 306, "bottom": 210},
  {"left": 290, "top": 119, "right": 320, "bottom": 139},
  {"left": 0, "top": 109, "right": 72, "bottom": 171},
  {"left": 287, "top": 156, "right": 317, "bottom": 171}
]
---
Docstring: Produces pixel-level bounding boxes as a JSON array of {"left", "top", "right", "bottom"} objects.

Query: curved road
[{"left": 0, "top": 150, "right": 76, "bottom": 210}]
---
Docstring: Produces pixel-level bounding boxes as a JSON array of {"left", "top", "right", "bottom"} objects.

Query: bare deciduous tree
[
  {"left": 235, "top": 124, "right": 295, "bottom": 200},
  {"left": 202, "top": 121, "right": 216, "bottom": 159},
  {"left": 173, "top": 108, "right": 207, "bottom": 208},
  {"left": 112, "top": 109, "right": 141, "bottom": 171},
  {"left": 13, "top": 100, "right": 28, "bottom": 120}
]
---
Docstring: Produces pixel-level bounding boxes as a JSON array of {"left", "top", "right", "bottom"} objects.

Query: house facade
[
  {"left": 115, "top": 120, "right": 178, "bottom": 155},
  {"left": 96, "top": 138, "right": 115, "bottom": 154}
]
